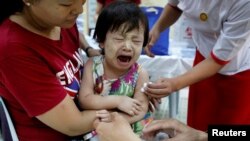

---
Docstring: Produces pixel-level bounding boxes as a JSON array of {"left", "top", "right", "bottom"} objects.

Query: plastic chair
[
  {"left": 140, "top": 6, "right": 170, "bottom": 56},
  {"left": 0, "top": 97, "right": 19, "bottom": 141}
]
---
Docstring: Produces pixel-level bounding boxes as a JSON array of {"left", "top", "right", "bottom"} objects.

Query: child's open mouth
[{"left": 117, "top": 55, "right": 132, "bottom": 63}]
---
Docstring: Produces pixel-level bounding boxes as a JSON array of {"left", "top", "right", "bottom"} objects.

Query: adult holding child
[{"left": 0, "top": 0, "right": 104, "bottom": 140}]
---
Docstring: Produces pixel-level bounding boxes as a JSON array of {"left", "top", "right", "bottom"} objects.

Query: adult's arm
[
  {"left": 145, "top": 56, "right": 223, "bottom": 98},
  {"left": 145, "top": 3, "right": 182, "bottom": 57},
  {"left": 151, "top": 3, "right": 182, "bottom": 34},
  {"left": 37, "top": 94, "right": 97, "bottom": 136},
  {"left": 79, "top": 33, "right": 101, "bottom": 57},
  {"left": 95, "top": 1, "right": 103, "bottom": 22}
]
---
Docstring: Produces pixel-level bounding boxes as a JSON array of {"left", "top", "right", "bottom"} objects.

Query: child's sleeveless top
[{"left": 92, "top": 56, "right": 151, "bottom": 135}]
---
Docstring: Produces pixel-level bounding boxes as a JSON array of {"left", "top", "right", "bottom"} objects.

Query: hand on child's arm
[
  {"left": 96, "top": 110, "right": 112, "bottom": 122},
  {"left": 94, "top": 112, "right": 141, "bottom": 141},
  {"left": 148, "top": 97, "right": 161, "bottom": 112},
  {"left": 117, "top": 96, "right": 142, "bottom": 116}
]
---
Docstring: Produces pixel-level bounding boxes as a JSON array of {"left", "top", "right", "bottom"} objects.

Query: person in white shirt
[{"left": 143, "top": 0, "right": 250, "bottom": 131}]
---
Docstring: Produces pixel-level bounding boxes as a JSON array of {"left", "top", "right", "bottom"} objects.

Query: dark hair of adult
[
  {"left": 0, "top": 0, "right": 24, "bottom": 24},
  {"left": 94, "top": 1, "right": 149, "bottom": 47}
]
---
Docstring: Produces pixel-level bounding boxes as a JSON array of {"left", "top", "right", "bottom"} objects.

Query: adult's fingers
[
  {"left": 145, "top": 32, "right": 159, "bottom": 58},
  {"left": 144, "top": 119, "right": 183, "bottom": 136},
  {"left": 144, "top": 120, "right": 173, "bottom": 132},
  {"left": 143, "top": 120, "right": 165, "bottom": 132},
  {"left": 133, "top": 99, "right": 142, "bottom": 107},
  {"left": 93, "top": 118, "right": 101, "bottom": 129},
  {"left": 144, "top": 44, "right": 155, "bottom": 57},
  {"left": 133, "top": 104, "right": 142, "bottom": 112},
  {"left": 144, "top": 83, "right": 172, "bottom": 98},
  {"left": 144, "top": 89, "right": 170, "bottom": 98},
  {"left": 100, "top": 117, "right": 111, "bottom": 122},
  {"left": 150, "top": 98, "right": 161, "bottom": 110},
  {"left": 147, "top": 82, "right": 167, "bottom": 89},
  {"left": 96, "top": 109, "right": 109, "bottom": 114},
  {"left": 148, "top": 101, "right": 156, "bottom": 112},
  {"left": 132, "top": 107, "right": 140, "bottom": 115},
  {"left": 96, "top": 111, "right": 110, "bottom": 120}
]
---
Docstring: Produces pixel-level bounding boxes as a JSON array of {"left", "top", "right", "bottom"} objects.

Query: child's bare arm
[{"left": 119, "top": 68, "right": 150, "bottom": 124}]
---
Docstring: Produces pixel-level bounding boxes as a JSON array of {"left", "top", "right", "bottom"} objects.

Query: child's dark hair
[
  {"left": 0, "top": 0, "right": 24, "bottom": 24},
  {"left": 93, "top": 1, "right": 149, "bottom": 47}
]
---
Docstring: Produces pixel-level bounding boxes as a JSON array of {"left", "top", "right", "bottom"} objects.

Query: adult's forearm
[
  {"left": 153, "top": 4, "right": 182, "bottom": 33},
  {"left": 174, "top": 56, "right": 223, "bottom": 90},
  {"left": 79, "top": 33, "right": 90, "bottom": 50},
  {"left": 65, "top": 110, "right": 97, "bottom": 136},
  {"left": 37, "top": 95, "right": 98, "bottom": 137}
]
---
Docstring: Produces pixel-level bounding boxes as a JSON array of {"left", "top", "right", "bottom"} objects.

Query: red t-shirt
[
  {"left": 0, "top": 19, "right": 84, "bottom": 141},
  {"left": 97, "top": 0, "right": 141, "bottom": 6}
]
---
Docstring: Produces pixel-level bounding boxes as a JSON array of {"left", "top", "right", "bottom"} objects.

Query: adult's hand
[
  {"left": 144, "top": 28, "right": 161, "bottom": 57},
  {"left": 95, "top": 110, "right": 112, "bottom": 122},
  {"left": 87, "top": 47, "right": 102, "bottom": 57},
  {"left": 142, "top": 119, "right": 208, "bottom": 141},
  {"left": 93, "top": 112, "right": 141, "bottom": 141},
  {"left": 143, "top": 78, "right": 176, "bottom": 99},
  {"left": 148, "top": 97, "right": 161, "bottom": 112},
  {"left": 79, "top": 33, "right": 102, "bottom": 57}
]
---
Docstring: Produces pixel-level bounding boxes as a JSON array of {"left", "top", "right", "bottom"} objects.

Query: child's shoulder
[
  {"left": 85, "top": 56, "right": 102, "bottom": 68},
  {"left": 92, "top": 55, "right": 103, "bottom": 63},
  {"left": 85, "top": 55, "right": 103, "bottom": 66},
  {"left": 135, "top": 63, "right": 147, "bottom": 73}
]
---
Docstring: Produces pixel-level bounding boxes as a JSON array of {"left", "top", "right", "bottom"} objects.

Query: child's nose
[{"left": 124, "top": 40, "right": 132, "bottom": 50}]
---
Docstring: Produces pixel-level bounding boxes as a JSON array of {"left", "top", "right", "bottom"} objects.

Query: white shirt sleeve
[{"left": 212, "top": 1, "right": 250, "bottom": 62}]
